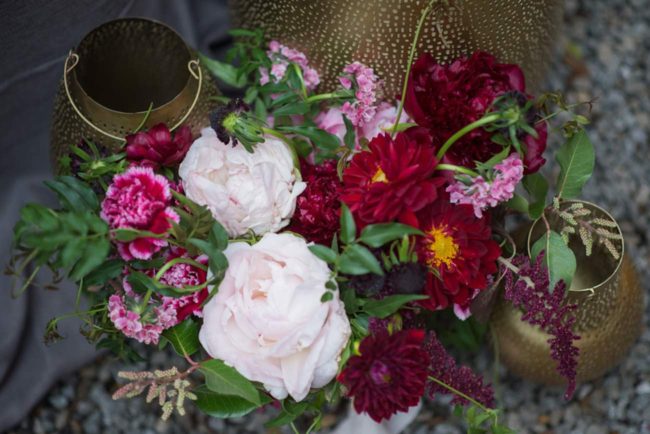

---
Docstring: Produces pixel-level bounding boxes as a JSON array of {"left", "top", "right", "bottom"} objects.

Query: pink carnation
[
  {"left": 446, "top": 154, "right": 524, "bottom": 218},
  {"left": 339, "top": 62, "right": 380, "bottom": 127},
  {"left": 259, "top": 41, "right": 320, "bottom": 90},
  {"left": 158, "top": 250, "right": 209, "bottom": 322},
  {"left": 108, "top": 294, "right": 177, "bottom": 345},
  {"left": 101, "top": 166, "right": 179, "bottom": 261}
]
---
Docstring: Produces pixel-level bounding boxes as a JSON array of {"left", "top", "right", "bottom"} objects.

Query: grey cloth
[{"left": 0, "top": 0, "right": 230, "bottom": 430}]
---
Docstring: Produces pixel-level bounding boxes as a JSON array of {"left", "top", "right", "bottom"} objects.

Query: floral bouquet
[{"left": 9, "top": 4, "right": 615, "bottom": 433}]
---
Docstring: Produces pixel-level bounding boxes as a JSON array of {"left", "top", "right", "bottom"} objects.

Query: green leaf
[
  {"left": 523, "top": 173, "right": 549, "bottom": 219},
  {"left": 555, "top": 130, "right": 595, "bottom": 198},
  {"left": 44, "top": 180, "right": 86, "bottom": 213},
  {"left": 199, "top": 54, "right": 248, "bottom": 88},
  {"left": 505, "top": 193, "right": 529, "bottom": 214},
  {"left": 58, "top": 238, "right": 84, "bottom": 269},
  {"left": 69, "top": 237, "right": 110, "bottom": 281},
  {"left": 531, "top": 230, "right": 577, "bottom": 291},
  {"left": 339, "top": 203, "right": 356, "bottom": 245},
  {"left": 343, "top": 115, "right": 356, "bottom": 150},
  {"left": 83, "top": 258, "right": 124, "bottom": 287},
  {"left": 194, "top": 386, "right": 268, "bottom": 419},
  {"left": 200, "top": 360, "right": 262, "bottom": 405},
  {"left": 162, "top": 318, "right": 200, "bottom": 357},
  {"left": 359, "top": 223, "right": 424, "bottom": 248},
  {"left": 321, "top": 292, "right": 334, "bottom": 302},
  {"left": 265, "top": 401, "right": 310, "bottom": 428},
  {"left": 208, "top": 221, "right": 229, "bottom": 251},
  {"left": 308, "top": 245, "right": 338, "bottom": 264},
  {"left": 126, "top": 271, "right": 158, "bottom": 294},
  {"left": 363, "top": 294, "right": 428, "bottom": 318},
  {"left": 274, "top": 101, "right": 309, "bottom": 116},
  {"left": 339, "top": 244, "right": 383, "bottom": 276},
  {"left": 278, "top": 126, "right": 340, "bottom": 151},
  {"left": 58, "top": 176, "right": 99, "bottom": 210}
]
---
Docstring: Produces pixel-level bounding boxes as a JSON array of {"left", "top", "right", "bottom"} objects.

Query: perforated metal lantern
[
  {"left": 50, "top": 18, "right": 220, "bottom": 171},
  {"left": 229, "top": 0, "right": 563, "bottom": 95},
  {"left": 491, "top": 201, "right": 644, "bottom": 386}
]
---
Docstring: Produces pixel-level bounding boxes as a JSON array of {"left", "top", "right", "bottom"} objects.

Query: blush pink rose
[{"left": 199, "top": 232, "right": 351, "bottom": 401}]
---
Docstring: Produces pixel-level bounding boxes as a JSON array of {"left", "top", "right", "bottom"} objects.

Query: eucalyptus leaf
[
  {"left": 555, "top": 130, "right": 595, "bottom": 198},
  {"left": 531, "top": 230, "right": 577, "bottom": 291}
]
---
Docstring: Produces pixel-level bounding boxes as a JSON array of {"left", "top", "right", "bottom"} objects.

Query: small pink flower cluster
[
  {"left": 108, "top": 294, "right": 177, "bottom": 345},
  {"left": 339, "top": 62, "right": 380, "bottom": 127},
  {"left": 447, "top": 154, "right": 524, "bottom": 218},
  {"left": 259, "top": 41, "right": 320, "bottom": 90}
]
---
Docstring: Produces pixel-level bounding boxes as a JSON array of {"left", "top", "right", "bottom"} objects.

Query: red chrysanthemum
[
  {"left": 341, "top": 129, "right": 444, "bottom": 226},
  {"left": 287, "top": 159, "right": 341, "bottom": 245},
  {"left": 405, "top": 51, "right": 546, "bottom": 173},
  {"left": 338, "top": 329, "right": 429, "bottom": 422},
  {"left": 126, "top": 123, "right": 193, "bottom": 168},
  {"left": 415, "top": 199, "right": 500, "bottom": 315}
]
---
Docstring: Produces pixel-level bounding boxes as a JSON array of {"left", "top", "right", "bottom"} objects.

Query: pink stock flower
[
  {"left": 339, "top": 62, "right": 380, "bottom": 127},
  {"left": 446, "top": 154, "right": 524, "bottom": 218},
  {"left": 259, "top": 41, "right": 320, "bottom": 90},
  {"left": 101, "top": 166, "right": 179, "bottom": 261}
]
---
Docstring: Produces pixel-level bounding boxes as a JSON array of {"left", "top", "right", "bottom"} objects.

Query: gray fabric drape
[{"left": 0, "top": 1, "right": 230, "bottom": 430}]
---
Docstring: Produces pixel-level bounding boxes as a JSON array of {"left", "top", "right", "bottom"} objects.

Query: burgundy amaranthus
[
  {"left": 502, "top": 254, "right": 580, "bottom": 399},
  {"left": 424, "top": 332, "right": 495, "bottom": 408}
]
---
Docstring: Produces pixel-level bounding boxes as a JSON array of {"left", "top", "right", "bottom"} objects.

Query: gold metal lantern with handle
[
  {"left": 50, "top": 18, "right": 221, "bottom": 171},
  {"left": 229, "top": 0, "right": 563, "bottom": 95},
  {"left": 491, "top": 201, "right": 644, "bottom": 386}
]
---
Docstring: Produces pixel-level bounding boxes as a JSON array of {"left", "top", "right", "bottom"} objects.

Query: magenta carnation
[
  {"left": 101, "top": 166, "right": 179, "bottom": 261},
  {"left": 158, "top": 249, "right": 209, "bottom": 322},
  {"left": 446, "top": 154, "right": 524, "bottom": 218}
]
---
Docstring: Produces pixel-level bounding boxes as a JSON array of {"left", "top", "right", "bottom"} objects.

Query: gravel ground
[{"left": 6, "top": 0, "right": 650, "bottom": 433}]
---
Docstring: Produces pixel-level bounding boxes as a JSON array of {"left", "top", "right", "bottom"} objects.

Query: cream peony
[
  {"left": 199, "top": 232, "right": 351, "bottom": 402},
  {"left": 178, "top": 128, "right": 305, "bottom": 237}
]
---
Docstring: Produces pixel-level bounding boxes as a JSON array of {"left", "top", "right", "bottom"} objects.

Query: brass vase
[
  {"left": 229, "top": 0, "right": 563, "bottom": 95},
  {"left": 491, "top": 201, "right": 644, "bottom": 386},
  {"left": 50, "top": 18, "right": 221, "bottom": 171}
]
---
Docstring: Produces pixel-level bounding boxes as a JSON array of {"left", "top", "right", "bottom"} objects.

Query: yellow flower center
[
  {"left": 371, "top": 166, "right": 388, "bottom": 183},
  {"left": 426, "top": 225, "right": 459, "bottom": 268}
]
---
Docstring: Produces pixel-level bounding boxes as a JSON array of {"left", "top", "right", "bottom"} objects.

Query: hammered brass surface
[
  {"left": 50, "top": 18, "right": 220, "bottom": 171},
  {"left": 229, "top": 0, "right": 563, "bottom": 95},
  {"left": 492, "top": 202, "right": 644, "bottom": 386}
]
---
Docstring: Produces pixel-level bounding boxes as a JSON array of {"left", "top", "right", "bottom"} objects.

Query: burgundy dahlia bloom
[
  {"left": 287, "top": 159, "right": 342, "bottom": 245},
  {"left": 126, "top": 123, "right": 192, "bottom": 168},
  {"left": 101, "top": 166, "right": 179, "bottom": 261},
  {"left": 341, "top": 129, "right": 444, "bottom": 227},
  {"left": 405, "top": 51, "right": 546, "bottom": 173},
  {"left": 338, "top": 329, "right": 429, "bottom": 422},
  {"left": 415, "top": 198, "right": 501, "bottom": 316}
]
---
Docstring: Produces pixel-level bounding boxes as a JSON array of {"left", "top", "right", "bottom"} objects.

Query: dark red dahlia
[
  {"left": 126, "top": 123, "right": 193, "bottom": 168},
  {"left": 404, "top": 51, "right": 546, "bottom": 173},
  {"left": 338, "top": 329, "right": 429, "bottom": 422},
  {"left": 287, "top": 159, "right": 341, "bottom": 245},
  {"left": 415, "top": 199, "right": 500, "bottom": 315},
  {"left": 341, "top": 129, "right": 444, "bottom": 226}
]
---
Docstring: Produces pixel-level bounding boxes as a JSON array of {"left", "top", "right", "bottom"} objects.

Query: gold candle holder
[
  {"left": 50, "top": 18, "right": 221, "bottom": 171},
  {"left": 491, "top": 201, "right": 643, "bottom": 386},
  {"left": 229, "top": 0, "right": 563, "bottom": 95}
]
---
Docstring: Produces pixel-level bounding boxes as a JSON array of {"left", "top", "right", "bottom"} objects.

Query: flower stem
[
  {"left": 428, "top": 375, "right": 491, "bottom": 413},
  {"left": 154, "top": 257, "right": 208, "bottom": 281},
  {"left": 435, "top": 163, "right": 480, "bottom": 177},
  {"left": 304, "top": 92, "right": 341, "bottom": 104},
  {"left": 391, "top": 0, "right": 437, "bottom": 136},
  {"left": 436, "top": 113, "right": 502, "bottom": 161}
]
